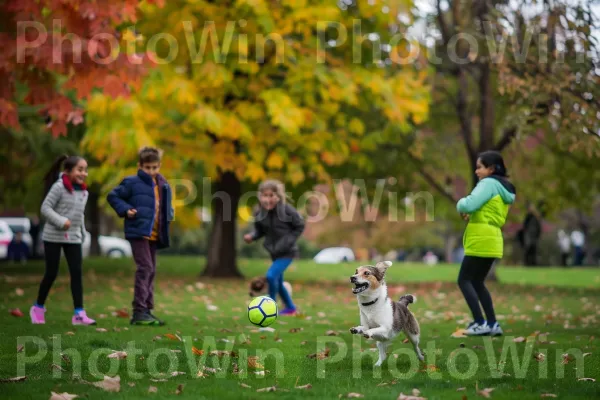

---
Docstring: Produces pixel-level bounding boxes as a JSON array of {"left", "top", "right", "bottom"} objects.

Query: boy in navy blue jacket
[{"left": 107, "top": 147, "right": 173, "bottom": 326}]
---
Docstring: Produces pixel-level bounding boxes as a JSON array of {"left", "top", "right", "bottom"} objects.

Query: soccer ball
[{"left": 248, "top": 296, "right": 278, "bottom": 327}]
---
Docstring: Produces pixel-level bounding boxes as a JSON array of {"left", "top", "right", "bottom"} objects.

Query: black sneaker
[{"left": 130, "top": 310, "right": 162, "bottom": 326}]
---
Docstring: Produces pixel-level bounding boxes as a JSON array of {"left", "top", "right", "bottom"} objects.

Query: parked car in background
[
  {"left": 0, "top": 217, "right": 33, "bottom": 249},
  {"left": 82, "top": 232, "right": 132, "bottom": 258},
  {"left": 313, "top": 247, "right": 356, "bottom": 264},
  {"left": 0, "top": 220, "right": 14, "bottom": 259}
]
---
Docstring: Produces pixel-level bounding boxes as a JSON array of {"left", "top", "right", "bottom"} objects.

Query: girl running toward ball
[
  {"left": 30, "top": 155, "right": 96, "bottom": 325},
  {"left": 456, "top": 151, "right": 516, "bottom": 336},
  {"left": 244, "top": 180, "right": 305, "bottom": 316}
]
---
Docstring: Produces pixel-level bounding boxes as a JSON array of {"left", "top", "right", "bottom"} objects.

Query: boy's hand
[
  {"left": 63, "top": 219, "right": 71, "bottom": 230},
  {"left": 127, "top": 209, "right": 137, "bottom": 218},
  {"left": 243, "top": 234, "right": 253, "bottom": 244}
]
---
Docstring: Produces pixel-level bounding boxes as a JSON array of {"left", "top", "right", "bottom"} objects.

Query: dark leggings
[
  {"left": 36, "top": 242, "right": 83, "bottom": 309},
  {"left": 458, "top": 256, "right": 497, "bottom": 325}
]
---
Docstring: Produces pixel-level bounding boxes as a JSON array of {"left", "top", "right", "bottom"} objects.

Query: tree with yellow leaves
[{"left": 84, "top": 0, "right": 430, "bottom": 276}]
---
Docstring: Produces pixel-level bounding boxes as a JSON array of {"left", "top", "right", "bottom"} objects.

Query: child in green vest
[{"left": 457, "top": 151, "right": 516, "bottom": 336}]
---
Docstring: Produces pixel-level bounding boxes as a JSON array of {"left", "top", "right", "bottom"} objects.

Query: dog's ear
[{"left": 375, "top": 261, "right": 392, "bottom": 273}]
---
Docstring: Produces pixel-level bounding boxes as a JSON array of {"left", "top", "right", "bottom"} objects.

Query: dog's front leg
[
  {"left": 350, "top": 326, "right": 368, "bottom": 335},
  {"left": 363, "top": 326, "right": 391, "bottom": 341}
]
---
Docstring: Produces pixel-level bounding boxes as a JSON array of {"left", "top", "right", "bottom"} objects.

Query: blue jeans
[{"left": 266, "top": 258, "right": 295, "bottom": 309}]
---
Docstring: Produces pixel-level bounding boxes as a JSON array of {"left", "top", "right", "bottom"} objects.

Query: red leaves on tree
[{"left": 0, "top": 0, "right": 162, "bottom": 136}]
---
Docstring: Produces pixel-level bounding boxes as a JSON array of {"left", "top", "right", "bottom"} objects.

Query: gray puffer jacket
[{"left": 41, "top": 174, "right": 88, "bottom": 244}]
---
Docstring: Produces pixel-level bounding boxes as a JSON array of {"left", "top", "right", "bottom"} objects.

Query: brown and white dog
[
  {"left": 349, "top": 261, "right": 424, "bottom": 366},
  {"left": 248, "top": 276, "right": 293, "bottom": 298}
]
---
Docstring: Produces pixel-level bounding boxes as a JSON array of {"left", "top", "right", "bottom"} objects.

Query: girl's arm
[
  {"left": 250, "top": 216, "right": 266, "bottom": 241},
  {"left": 456, "top": 179, "right": 496, "bottom": 214},
  {"left": 41, "top": 183, "right": 69, "bottom": 228},
  {"left": 107, "top": 179, "right": 134, "bottom": 218},
  {"left": 273, "top": 205, "right": 305, "bottom": 254}
]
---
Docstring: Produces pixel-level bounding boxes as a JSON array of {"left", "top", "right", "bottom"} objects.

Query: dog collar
[{"left": 361, "top": 298, "right": 379, "bottom": 307}]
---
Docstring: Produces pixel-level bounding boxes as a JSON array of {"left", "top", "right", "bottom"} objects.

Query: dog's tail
[{"left": 399, "top": 294, "right": 416, "bottom": 306}]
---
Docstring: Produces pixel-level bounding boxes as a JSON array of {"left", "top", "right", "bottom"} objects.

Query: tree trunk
[
  {"left": 87, "top": 186, "right": 101, "bottom": 256},
  {"left": 202, "top": 171, "right": 243, "bottom": 278}
]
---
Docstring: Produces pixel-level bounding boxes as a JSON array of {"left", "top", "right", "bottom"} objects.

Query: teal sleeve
[{"left": 456, "top": 179, "right": 496, "bottom": 213}]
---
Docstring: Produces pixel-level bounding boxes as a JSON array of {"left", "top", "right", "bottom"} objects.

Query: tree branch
[
  {"left": 494, "top": 126, "right": 518, "bottom": 151},
  {"left": 406, "top": 152, "right": 458, "bottom": 204}
]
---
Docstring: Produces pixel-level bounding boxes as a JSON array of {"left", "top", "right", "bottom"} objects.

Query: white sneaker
[
  {"left": 465, "top": 322, "right": 491, "bottom": 336},
  {"left": 489, "top": 322, "right": 503, "bottom": 336}
]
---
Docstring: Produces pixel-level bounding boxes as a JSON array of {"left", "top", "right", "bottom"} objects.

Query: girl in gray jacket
[{"left": 31, "top": 155, "right": 96, "bottom": 325}]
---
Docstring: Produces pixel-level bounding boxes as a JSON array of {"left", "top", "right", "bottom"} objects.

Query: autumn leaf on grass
[
  {"left": 115, "top": 309, "right": 129, "bottom": 318},
  {"left": 10, "top": 308, "right": 24, "bottom": 317},
  {"left": 397, "top": 393, "right": 427, "bottom": 400},
  {"left": 96, "top": 328, "right": 108, "bottom": 333},
  {"left": 562, "top": 354, "right": 574, "bottom": 364},
  {"left": 17, "top": 344, "right": 24, "bottom": 353},
  {"left": 419, "top": 364, "right": 440, "bottom": 373},
  {"left": 175, "top": 384, "right": 184, "bottom": 395},
  {"left": 289, "top": 328, "right": 303, "bottom": 333},
  {"left": 247, "top": 356, "right": 264, "bottom": 369},
  {"left": 171, "top": 371, "right": 185, "bottom": 377},
  {"left": 93, "top": 375, "right": 121, "bottom": 392},
  {"left": 239, "top": 383, "right": 251, "bottom": 389},
  {"left": 65, "top": 332, "right": 75, "bottom": 336},
  {"left": 307, "top": 348, "right": 330, "bottom": 360},
  {"left": 325, "top": 330, "right": 338, "bottom": 336},
  {"left": 296, "top": 384, "right": 312, "bottom": 390},
  {"left": 148, "top": 386, "right": 158, "bottom": 393},
  {"left": 578, "top": 378, "right": 596, "bottom": 382},
  {"left": 457, "top": 388, "right": 466, "bottom": 391},
  {"left": 513, "top": 337, "right": 526, "bottom": 343},
  {"left": 209, "top": 350, "right": 235, "bottom": 357},
  {"left": 256, "top": 386, "right": 276, "bottom": 392},
  {"left": 107, "top": 351, "right": 127, "bottom": 360},
  {"left": 15, "top": 288, "right": 24, "bottom": 296},
  {"left": 534, "top": 353, "right": 546, "bottom": 362},
  {"left": 164, "top": 333, "right": 182, "bottom": 341},
  {"left": 192, "top": 346, "right": 204, "bottom": 356},
  {"left": 476, "top": 383, "right": 494, "bottom": 398},
  {"left": 345, "top": 394, "right": 364, "bottom": 398},
  {"left": 541, "top": 394, "right": 557, "bottom": 398},
  {"left": 51, "top": 364, "right": 65, "bottom": 371},
  {"left": 451, "top": 328, "right": 467, "bottom": 338},
  {"left": 50, "top": 392, "right": 78, "bottom": 400}
]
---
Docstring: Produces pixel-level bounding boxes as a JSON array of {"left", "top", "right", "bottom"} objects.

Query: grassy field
[{"left": 1, "top": 257, "right": 599, "bottom": 399}]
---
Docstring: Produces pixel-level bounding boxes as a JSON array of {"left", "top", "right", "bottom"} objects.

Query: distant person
[
  {"left": 7, "top": 232, "right": 29, "bottom": 264},
  {"left": 29, "top": 215, "right": 40, "bottom": 259},
  {"left": 557, "top": 229, "right": 571, "bottom": 267},
  {"left": 107, "top": 147, "right": 174, "bottom": 326},
  {"left": 422, "top": 251, "right": 439, "bottom": 266},
  {"left": 244, "top": 179, "right": 305, "bottom": 316},
  {"left": 31, "top": 155, "right": 96, "bottom": 326},
  {"left": 571, "top": 228, "right": 586, "bottom": 266},
  {"left": 521, "top": 202, "right": 542, "bottom": 266},
  {"left": 456, "top": 151, "right": 516, "bottom": 336}
]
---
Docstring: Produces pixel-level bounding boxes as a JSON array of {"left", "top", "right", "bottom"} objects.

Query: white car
[
  {"left": 0, "top": 217, "right": 33, "bottom": 249},
  {"left": 82, "top": 232, "right": 132, "bottom": 258},
  {"left": 0, "top": 220, "right": 14, "bottom": 259},
  {"left": 313, "top": 247, "right": 356, "bottom": 264}
]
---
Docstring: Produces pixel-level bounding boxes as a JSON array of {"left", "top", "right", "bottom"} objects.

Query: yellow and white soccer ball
[{"left": 247, "top": 296, "right": 278, "bottom": 327}]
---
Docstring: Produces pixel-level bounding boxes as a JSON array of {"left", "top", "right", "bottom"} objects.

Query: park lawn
[{"left": 0, "top": 257, "right": 598, "bottom": 400}]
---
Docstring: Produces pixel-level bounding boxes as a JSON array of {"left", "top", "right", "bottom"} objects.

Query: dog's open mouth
[{"left": 352, "top": 282, "right": 369, "bottom": 294}]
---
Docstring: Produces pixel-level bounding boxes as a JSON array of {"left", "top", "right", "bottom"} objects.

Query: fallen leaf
[
  {"left": 534, "top": 353, "right": 546, "bottom": 362},
  {"left": 192, "top": 346, "right": 204, "bottom": 356},
  {"left": 96, "top": 328, "right": 108, "bottom": 333},
  {"left": 248, "top": 356, "right": 264, "bottom": 369},
  {"left": 326, "top": 330, "right": 338, "bottom": 336},
  {"left": 92, "top": 375, "right": 120, "bottom": 392},
  {"left": 0, "top": 376, "right": 26, "bottom": 382},
  {"left": 10, "top": 309, "right": 24, "bottom": 317},
  {"left": 583, "top": 353, "right": 591, "bottom": 358},
  {"left": 148, "top": 386, "right": 157, "bottom": 393},
  {"left": 397, "top": 393, "right": 427, "bottom": 400},
  {"left": 175, "top": 384, "right": 184, "bottom": 395},
  {"left": 65, "top": 332, "right": 75, "bottom": 336},
  {"left": 239, "top": 383, "right": 251, "bottom": 389},
  {"left": 206, "top": 304, "right": 218, "bottom": 311},
  {"left": 307, "top": 348, "right": 330, "bottom": 360},
  {"left": 164, "top": 333, "right": 182, "bottom": 341},
  {"left": 477, "top": 387, "right": 494, "bottom": 398},
  {"left": 457, "top": 387, "right": 466, "bottom": 391},
  {"left": 115, "top": 309, "right": 129, "bottom": 318},
  {"left": 259, "top": 327, "right": 275, "bottom": 333},
  {"left": 462, "top": 396, "right": 468, "bottom": 400},
  {"left": 254, "top": 370, "right": 265, "bottom": 376},
  {"left": 451, "top": 328, "right": 467, "bottom": 338},
  {"left": 513, "top": 337, "right": 526, "bottom": 343},
  {"left": 107, "top": 351, "right": 127, "bottom": 360},
  {"left": 403, "top": 338, "right": 410, "bottom": 344},
  {"left": 300, "top": 341, "right": 308, "bottom": 345},
  {"left": 50, "top": 392, "right": 78, "bottom": 400},
  {"left": 15, "top": 288, "right": 24, "bottom": 296},
  {"left": 128, "top": 382, "right": 136, "bottom": 387},
  {"left": 203, "top": 366, "right": 219, "bottom": 374},
  {"left": 578, "top": 378, "right": 596, "bottom": 382},
  {"left": 51, "top": 364, "right": 65, "bottom": 371},
  {"left": 412, "top": 389, "right": 421, "bottom": 396},
  {"left": 562, "top": 354, "right": 573, "bottom": 364},
  {"left": 17, "top": 344, "right": 24, "bottom": 353},
  {"left": 170, "top": 350, "right": 181, "bottom": 354},
  {"left": 296, "top": 384, "right": 312, "bottom": 390},
  {"left": 171, "top": 371, "right": 185, "bottom": 377},
  {"left": 195, "top": 371, "right": 205, "bottom": 378},
  {"left": 346, "top": 394, "right": 364, "bottom": 398},
  {"left": 289, "top": 328, "right": 303, "bottom": 333},
  {"left": 540, "top": 395, "right": 557, "bottom": 398},
  {"left": 256, "top": 386, "right": 276, "bottom": 392}
]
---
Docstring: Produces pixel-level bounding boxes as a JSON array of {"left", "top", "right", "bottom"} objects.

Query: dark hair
[
  {"left": 478, "top": 150, "right": 508, "bottom": 177},
  {"left": 43, "top": 155, "right": 84, "bottom": 195},
  {"left": 139, "top": 147, "right": 161, "bottom": 165}
]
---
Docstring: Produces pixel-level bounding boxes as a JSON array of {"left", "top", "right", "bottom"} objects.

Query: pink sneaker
[
  {"left": 30, "top": 306, "right": 46, "bottom": 324},
  {"left": 280, "top": 308, "right": 297, "bottom": 316},
  {"left": 72, "top": 310, "right": 96, "bottom": 325}
]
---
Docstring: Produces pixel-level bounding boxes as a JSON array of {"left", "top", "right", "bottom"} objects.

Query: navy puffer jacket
[{"left": 107, "top": 170, "right": 173, "bottom": 248}]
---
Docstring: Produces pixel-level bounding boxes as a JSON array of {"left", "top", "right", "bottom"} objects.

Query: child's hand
[
  {"left": 63, "top": 219, "right": 71, "bottom": 230},
  {"left": 127, "top": 209, "right": 137, "bottom": 218},
  {"left": 243, "top": 234, "right": 253, "bottom": 244},
  {"left": 461, "top": 213, "right": 469, "bottom": 221}
]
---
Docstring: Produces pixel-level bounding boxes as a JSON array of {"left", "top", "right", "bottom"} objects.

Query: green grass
[{"left": 1, "top": 257, "right": 599, "bottom": 399}]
